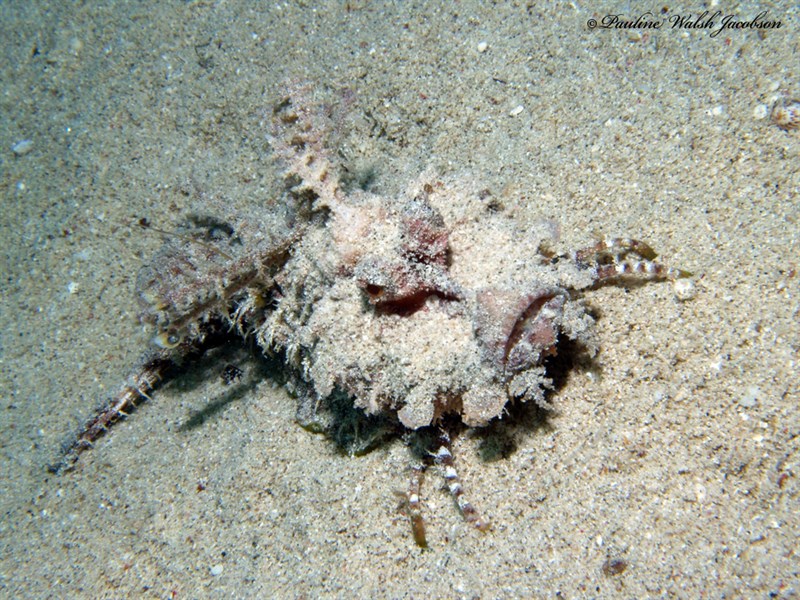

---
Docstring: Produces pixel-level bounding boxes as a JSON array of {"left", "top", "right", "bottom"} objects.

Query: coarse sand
[{"left": 1, "top": 2, "right": 798, "bottom": 597}]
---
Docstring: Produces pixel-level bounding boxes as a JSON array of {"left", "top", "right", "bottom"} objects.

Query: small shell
[{"left": 771, "top": 98, "right": 800, "bottom": 131}]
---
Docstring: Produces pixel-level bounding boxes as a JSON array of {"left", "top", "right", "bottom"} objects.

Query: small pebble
[
  {"left": 673, "top": 278, "right": 696, "bottom": 301},
  {"left": 509, "top": 105, "right": 524, "bottom": 117},
  {"left": 477, "top": 41, "right": 488, "bottom": 53},
  {"left": 752, "top": 104, "right": 768, "bottom": 120},
  {"left": 69, "top": 37, "right": 84, "bottom": 55},
  {"left": 740, "top": 385, "right": 760, "bottom": 408},
  {"left": 695, "top": 483, "right": 707, "bottom": 503},
  {"left": 210, "top": 564, "right": 224, "bottom": 576},
  {"left": 12, "top": 139, "right": 33, "bottom": 156},
  {"left": 602, "top": 558, "right": 628, "bottom": 576}
]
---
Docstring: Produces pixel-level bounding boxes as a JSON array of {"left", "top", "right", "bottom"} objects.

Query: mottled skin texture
[{"left": 56, "top": 85, "right": 688, "bottom": 542}]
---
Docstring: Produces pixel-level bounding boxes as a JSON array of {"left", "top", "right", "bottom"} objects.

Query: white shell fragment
[
  {"left": 673, "top": 278, "right": 696, "bottom": 301},
  {"left": 11, "top": 139, "right": 34, "bottom": 156}
]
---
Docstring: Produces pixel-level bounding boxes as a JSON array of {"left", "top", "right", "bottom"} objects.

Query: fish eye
[{"left": 153, "top": 330, "right": 182, "bottom": 349}]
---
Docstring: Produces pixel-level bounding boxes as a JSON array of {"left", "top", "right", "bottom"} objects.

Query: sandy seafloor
[{"left": 1, "top": 1, "right": 798, "bottom": 598}]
